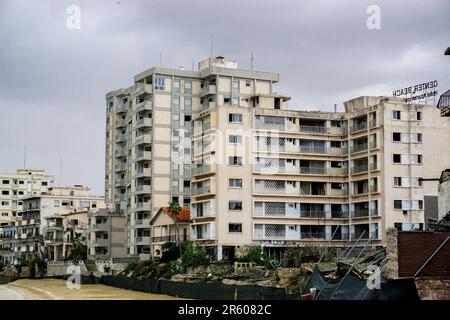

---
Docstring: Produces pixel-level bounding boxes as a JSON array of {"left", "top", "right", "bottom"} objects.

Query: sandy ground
[{"left": 0, "top": 279, "right": 185, "bottom": 300}]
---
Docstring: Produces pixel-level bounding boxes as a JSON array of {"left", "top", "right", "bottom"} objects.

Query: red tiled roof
[{"left": 162, "top": 207, "right": 190, "bottom": 222}]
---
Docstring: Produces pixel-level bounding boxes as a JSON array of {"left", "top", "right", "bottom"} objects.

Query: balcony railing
[
  {"left": 136, "top": 185, "right": 151, "bottom": 194},
  {"left": 300, "top": 167, "right": 326, "bottom": 175},
  {"left": 351, "top": 232, "right": 379, "bottom": 240},
  {"left": 351, "top": 143, "right": 368, "bottom": 153},
  {"left": 136, "top": 100, "right": 153, "bottom": 113},
  {"left": 152, "top": 235, "right": 190, "bottom": 243},
  {"left": 299, "top": 211, "right": 327, "bottom": 218},
  {"left": 136, "top": 135, "right": 152, "bottom": 145},
  {"left": 351, "top": 122, "right": 367, "bottom": 133},
  {"left": 192, "top": 186, "right": 211, "bottom": 196},
  {"left": 299, "top": 146, "right": 327, "bottom": 154},
  {"left": 191, "top": 164, "right": 211, "bottom": 176},
  {"left": 136, "top": 118, "right": 152, "bottom": 127},
  {"left": 201, "top": 85, "right": 216, "bottom": 97},
  {"left": 351, "top": 164, "right": 368, "bottom": 174},
  {"left": 299, "top": 126, "right": 329, "bottom": 134},
  {"left": 331, "top": 211, "right": 349, "bottom": 218},
  {"left": 136, "top": 151, "right": 152, "bottom": 161}
]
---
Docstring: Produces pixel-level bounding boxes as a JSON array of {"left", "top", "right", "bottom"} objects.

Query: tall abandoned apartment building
[{"left": 105, "top": 57, "right": 450, "bottom": 260}]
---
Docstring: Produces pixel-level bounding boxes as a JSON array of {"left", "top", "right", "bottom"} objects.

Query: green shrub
[
  {"left": 236, "top": 246, "right": 269, "bottom": 266},
  {"left": 181, "top": 245, "right": 210, "bottom": 269},
  {"left": 161, "top": 242, "right": 183, "bottom": 263}
]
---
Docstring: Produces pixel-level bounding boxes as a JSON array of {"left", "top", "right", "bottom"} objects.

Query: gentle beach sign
[{"left": 392, "top": 80, "right": 439, "bottom": 104}]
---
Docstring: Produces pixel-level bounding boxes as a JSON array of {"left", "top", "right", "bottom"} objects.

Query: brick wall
[{"left": 398, "top": 231, "right": 450, "bottom": 278}]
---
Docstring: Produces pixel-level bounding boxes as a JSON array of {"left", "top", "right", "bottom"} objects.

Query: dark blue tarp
[{"left": 303, "top": 267, "right": 419, "bottom": 300}]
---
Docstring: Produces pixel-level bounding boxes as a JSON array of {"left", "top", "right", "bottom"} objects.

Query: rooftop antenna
[
  {"left": 251, "top": 52, "right": 254, "bottom": 71},
  {"left": 159, "top": 52, "right": 162, "bottom": 67},
  {"left": 192, "top": 59, "right": 194, "bottom": 71},
  {"left": 23, "top": 144, "right": 27, "bottom": 169},
  {"left": 58, "top": 157, "right": 63, "bottom": 187},
  {"left": 210, "top": 34, "right": 214, "bottom": 70},
  {"left": 334, "top": 104, "right": 337, "bottom": 113}
]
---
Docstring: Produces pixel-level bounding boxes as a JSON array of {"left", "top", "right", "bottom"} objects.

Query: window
[
  {"left": 155, "top": 77, "right": 165, "bottom": 90},
  {"left": 229, "top": 223, "right": 242, "bottom": 233},
  {"left": 18, "top": 180, "right": 24, "bottom": 185},
  {"left": 229, "top": 179, "right": 243, "bottom": 188},
  {"left": 232, "top": 97, "right": 239, "bottom": 106},
  {"left": 245, "top": 80, "right": 251, "bottom": 87},
  {"left": 393, "top": 110, "right": 401, "bottom": 120},
  {"left": 393, "top": 154, "right": 401, "bottom": 163},
  {"left": 330, "top": 141, "right": 341, "bottom": 148},
  {"left": 412, "top": 154, "right": 422, "bottom": 164},
  {"left": 173, "top": 79, "right": 180, "bottom": 93},
  {"left": 394, "top": 200, "right": 423, "bottom": 210},
  {"left": 416, "top": 111, "right": 422, "bottom": 121},
  {"left": 184, "top": 97, "right": 192, "bottom": 113},
  {"left": 184, "top": 80, "right": 192, "bottom": 93},
  {"left": 229, "top": 113, "right": 243, "bottom": 123},
  {"left": 224, "top": 96, "right": 231, "bottom": 105},
  {"left": 1, "top": 201, "right": 9, "bottom": 206},
  {"left": 232, "top": 80, "right": 239, "bottom": 93},
  {"left": 42, "top": 181, "right": 48, "bottom": 186},
  {"left": 229, "top": 156, "right": 242, "bottom": 166},
  {"left": 54, "top": 200, "right": 60, "bottom": 207},
  {"left": 229, "top": 201, "right": 243, "bottom": 211},
  {"left": 2, "top": 190, "right": 9, "bottom": 195},
  {"left": 393, "top": 132, "right": 401, "bottom": 142},
  {"left": 80, "top": 201, "right": 90, "bottom": 209},
  {"left": 2, "top": 180, "right": 9, "bottom": 184},
  {"left": 229, "top": 135, "right": 242, "bottom": 144},
  {"left": 417, "top": 133, "right": 422, "bottom": 142}
]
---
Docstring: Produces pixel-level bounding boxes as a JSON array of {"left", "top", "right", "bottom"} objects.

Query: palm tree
[
  {"left": 67, "top": 232, "right": 87, "bottom": 262},
  {"left": 168, "top": 201, "right": 182, "bottom": 258}
]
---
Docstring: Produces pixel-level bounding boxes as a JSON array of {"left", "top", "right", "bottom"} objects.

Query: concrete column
[
  {"left": 217, "top": 245, "right": 222, "bottom": 261},
  {"left": 54, "top": 245, "right": 59, "bottom": 261}
]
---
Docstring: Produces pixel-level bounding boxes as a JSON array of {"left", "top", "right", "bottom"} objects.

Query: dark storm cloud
[{"left": 0, "top": 0, "right": 449, "bottom": 193}]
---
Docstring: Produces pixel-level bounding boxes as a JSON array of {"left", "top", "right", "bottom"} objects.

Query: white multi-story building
[
  {"left": 15, "top": 185, "right": 105, "bottom": 263},
  {"left": 104, "top": 56, "right": 278, "bottom": 260},
  {"left": 190, "top": 58, "right": 450, "bottom": 260},
  {"left": 0, "top": 169, "right": 54, "bottom": 221}
]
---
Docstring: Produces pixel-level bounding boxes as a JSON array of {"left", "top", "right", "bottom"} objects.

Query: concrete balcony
[
  {"left": 350, "top": 122, "right": 367, "bottom": 133},
  {"left": 132, "top": 83, "right": 153, "bottom": 96},
  {"left": 136, "top": 151, "right": 152, "bottom": 162},
  {"left": 135, "top": 218, "right": 152, "bottom": 227},
  {"left": 328, "top": 167, "right": 348, "bottom": 176},
  {"left": 115, "top": 119, "right": 127, "bottom": 128},
  {"left": 115, "top": 149, "right": 127, "bottom": 158},
  {"left": 136, "top": 118, "right": 152, "bottom": 128},
  {"left": 201, "top": 85, "right": 216, "bottom": 97},
  {"left": 191, "top": 164, "right": 215, "bottom": 177},
  {"left": 329, "top": 189, "right": 349, "bottom": 197},
  {"left": 350, "top": 165, "right": 368, "bottom": 174},
  {"left": 116, "top": 102, "right": 129, "bottom": 114},
  {"left": 90, "top": 223, "right": 110, "bottom": 232},
  {"left": 299, "top": 126, "right": 329, "bottom": 134},
  {"left": 135, "top": 168, "right": 152, "bottom": 178},
  {"left": 299, "top": 146, "right": 327, "bottom": 154},
  {"left": 135, "top": 135, "right": 152, "bottom": 145},
  {"left": 115, "top": 134, "right": 127, "bottom": 144},
  {"left": 136, "top": 100, "right": 153, "bottom": 113},
  {"left": 92, "top": 238, "right": 110, "bottom": 247},
  {"left": 136, "top": 202, "right": 151, "bottom": 211},
  {"left": 114, "top": 179, "right": 125, "bottom": 187},
  {"left": 135, "top": 236, "right": 151, "bottom": 245},
  {"left": 351, "top": 143, "right": 368, "bottom": 154},
  {"left": 135, "top": 185, "right": 151, "bottom": 195},
  {"left": 192, "top": 182, "right": 216, "bottom": 196},
  {"left": 114, "top": 163, "right": 126, "bottom": 172}
]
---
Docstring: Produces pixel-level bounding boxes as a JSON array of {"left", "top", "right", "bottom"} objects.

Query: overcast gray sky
[{"left": 0, "top": 0, "right": 449, "bottom": 194}]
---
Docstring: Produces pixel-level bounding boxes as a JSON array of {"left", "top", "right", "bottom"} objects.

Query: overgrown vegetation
[
  {"left": 66, "top": 232, "right": 87, "bottom": 261},
  {"left": 160, "top": 242, "right": 182, "bottom": 263},
  {"left": 27, "top": 256, "right": 46, "bottom": 278},
  {"left": 180, "top": 244, "right": 210, "bottom": 269},
  {"left": 236, "top": 246, "right": 270, "bottom": 267},
  {"left": 286, "top": 245, "right": 336, "bottom": 262}
]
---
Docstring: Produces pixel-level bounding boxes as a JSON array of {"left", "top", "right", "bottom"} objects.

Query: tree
[
  {"left": 168, "top": 201, "right": 182, "bottom": 258},
  {"left": 67, "top": 232, "right": 87, "bottom": 262}
]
